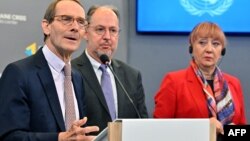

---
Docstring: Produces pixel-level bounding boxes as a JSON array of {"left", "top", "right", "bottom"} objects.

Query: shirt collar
[
  {"left": 42, "top": 45, "right": 65, "bottom": 73},
  {"left": 85, "top": 49, "right": 102, "bottom": 71}
]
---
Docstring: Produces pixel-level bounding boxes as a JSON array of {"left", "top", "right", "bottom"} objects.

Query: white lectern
[{"left": 95, "top": 119, "right": 216, "bottom": 141}]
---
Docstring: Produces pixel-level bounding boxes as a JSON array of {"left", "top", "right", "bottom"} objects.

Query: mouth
[
  {"left": 204, "top": 57, "right": 213, "bottom": 61},
  {"left": 100, "top": 44, "right": 111, "bottom": 49},
  {"left": 205, "top": 56, "right": 211, "bottom": 58},
  {"left": 64, "top": 35, "right": 78, "bottom": 41}
]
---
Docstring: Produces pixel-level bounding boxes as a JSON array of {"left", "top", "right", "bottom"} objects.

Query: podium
[{"left": 94, "top": 119, "right": 216, "bottom": 141}]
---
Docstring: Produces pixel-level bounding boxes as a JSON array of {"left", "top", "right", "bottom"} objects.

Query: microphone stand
[{"left": 106, "top": 64, "right": 142, "bottom": 118}]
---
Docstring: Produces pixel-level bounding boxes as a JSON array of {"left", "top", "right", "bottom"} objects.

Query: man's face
[
  {"left": 85, "top": 7, "right": 119, "bottom": 62},
  {"left": 42, "top": 0, "right": 86, "bottom": 58}
]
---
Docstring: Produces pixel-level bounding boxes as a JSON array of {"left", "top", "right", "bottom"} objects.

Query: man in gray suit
[{"left": 72, "top": 5, "right": 148, "bottom": 135}]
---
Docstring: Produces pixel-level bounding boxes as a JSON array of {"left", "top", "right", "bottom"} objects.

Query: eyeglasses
[
  {"left": 88, "top": 25, "right": 120, "bottom": 37},
  {"left": 53, "top": 15, "right": 87, "bottom": 29}
]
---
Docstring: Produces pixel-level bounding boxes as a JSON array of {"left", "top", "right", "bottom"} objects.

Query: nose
[
  {"left": 205, "top": 42, "right": 213, "bottom": 52},
  {"left": 102, "top": 29, "right": 111, "bottom": 39}
]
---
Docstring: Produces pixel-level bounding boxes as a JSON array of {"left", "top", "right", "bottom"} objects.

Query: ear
[{"left": 41, "top": 19, "right": 50, "bottom": 36}]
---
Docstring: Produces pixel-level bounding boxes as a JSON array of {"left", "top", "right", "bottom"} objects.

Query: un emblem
[{"left": 180, "top": 0, "right": 233, "bottom": 16}]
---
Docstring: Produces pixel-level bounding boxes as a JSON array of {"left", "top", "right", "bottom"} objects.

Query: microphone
[{"left": 99, "top": 54, "right": 141, "bottom": 118}]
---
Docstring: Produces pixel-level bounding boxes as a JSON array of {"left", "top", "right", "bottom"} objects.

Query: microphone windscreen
[{"left": 100, "top": 54, "right": 110, "bottom": 64}]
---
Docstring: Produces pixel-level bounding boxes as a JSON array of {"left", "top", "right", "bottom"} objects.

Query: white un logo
[{"left": 180, "top": 0, "right": 233, "bottom": 16}]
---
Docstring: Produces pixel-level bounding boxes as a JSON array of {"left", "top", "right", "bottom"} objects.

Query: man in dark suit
[
  {"left": 72, "top": 5, "right": 148, "bottom": 135},
  {"left": 0, "top": 0, "right": 98, "bottom": 141}
]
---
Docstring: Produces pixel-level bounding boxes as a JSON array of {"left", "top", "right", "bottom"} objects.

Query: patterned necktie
[
  {"left": 99, "top": 64, "right": 116, "bottom": 121},
  {"left": 64, "top": 63, "right": 76, "bottom": 130}
]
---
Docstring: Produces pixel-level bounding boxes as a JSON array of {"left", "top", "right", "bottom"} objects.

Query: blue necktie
[{"left": 99, "top": 64, "right": 116, "bottom": 121}]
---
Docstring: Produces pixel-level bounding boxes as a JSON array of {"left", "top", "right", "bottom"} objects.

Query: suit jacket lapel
[
  {"left": 76, "top": 52, "right": 110, "bottom": 115},
  {"left": 111, "top": 60, "right": 125, "bottom": 117},
  {"left": 186, "top": 66, "right": 209, "bottom": 117},
  {"left": 71, "top": 69, "right": 84, "bottom": 118},
  {"left": 34, "top": 48, "right": 65, "bottom": 131}
]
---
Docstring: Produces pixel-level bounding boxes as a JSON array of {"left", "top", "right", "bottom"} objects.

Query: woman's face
[{"left": 192, "top": 37, "right": 224, "bottom": 71}]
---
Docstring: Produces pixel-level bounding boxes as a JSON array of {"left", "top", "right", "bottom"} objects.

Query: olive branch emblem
[{"left": 180, "top": 0, "right": 233, "bottom": 16}]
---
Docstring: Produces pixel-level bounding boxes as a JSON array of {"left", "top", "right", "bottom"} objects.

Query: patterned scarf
[{"left": 191, "top": 61, "right": 235, "bottom": 125}]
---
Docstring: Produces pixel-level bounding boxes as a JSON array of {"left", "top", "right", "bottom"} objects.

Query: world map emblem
[{"left": 180, "top": 0, "right": 233, "bottom": 16}]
